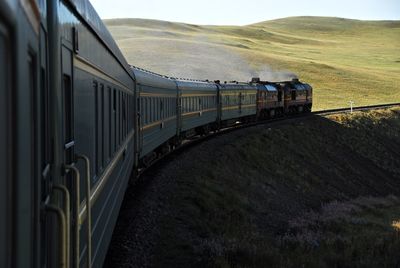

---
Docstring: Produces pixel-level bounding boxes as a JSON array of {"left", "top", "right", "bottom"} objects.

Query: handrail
[
  {"left": 53, "top": 185, "right": 71, "bottom": 268},
  {"left": 76, "top": 154, "right": 92, "bottom": 268},
  {"left": 45, "top": 204, "right": 67, "bottom": 268},
  {"left": 64, "top": 165, "right": 81, "bottom": 268}
]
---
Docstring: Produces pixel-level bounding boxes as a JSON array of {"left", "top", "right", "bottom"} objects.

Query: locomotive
[{"left": 0, "top": 0, "right": 312, "bottom": 267}]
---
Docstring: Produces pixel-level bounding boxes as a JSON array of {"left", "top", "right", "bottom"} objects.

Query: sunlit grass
[{"left": 105, "top": 17, "right": 400, "bottom": 110}]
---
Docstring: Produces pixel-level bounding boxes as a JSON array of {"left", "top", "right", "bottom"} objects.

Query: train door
[
  {"left": 61, "top": 44, "right": 76, "bottom": 268},
  {"left": 62, "top": 44, "right": 92, "bottom": 268},
  {"left": 0, "top": 16, "right": 11, "bottom": 268},
  {"left": 62, "top": 44, "right": 93, "bottom": 268},
  {"left": 38, "top": 22, "right": 52, "bottom": 268}
]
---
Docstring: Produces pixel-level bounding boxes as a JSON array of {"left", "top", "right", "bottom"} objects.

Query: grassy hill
[
  {"left": 104, "top": 17, "right": 400, "bottom": 110},
  {"left": 106, "top": 107, "right": 400, "bottom": 267}
]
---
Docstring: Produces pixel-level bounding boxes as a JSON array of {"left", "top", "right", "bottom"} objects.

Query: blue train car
[
  {"left": 218, "top": 82, "right": 258, "bottom": 124},
  {"left": 0, "top": 1, "right": 42, "bottom": 267},
  {"left": 176, "top": 79, "right": 219, "bottom": 136},
  {"left": 133, "top": 67, "right": 179, "bottom": 163}
]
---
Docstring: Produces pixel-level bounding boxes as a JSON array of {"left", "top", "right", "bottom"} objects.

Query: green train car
[
  {"left": 177, "top": 79, "right": 219, "bottom": 136},
  {"left": 1, "top": 1, "right": 312, "bottom": 267},
  {"left": 218, "top": 82, "right": 258, "bottom": 125}
]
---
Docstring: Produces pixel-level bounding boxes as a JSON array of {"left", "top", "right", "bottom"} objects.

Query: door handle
[
  {"left": 64, "top": 140, "right": 75, "bottom": 150},
  {"left": 76, "top": 154, "right": 92, "bottom": 268}
]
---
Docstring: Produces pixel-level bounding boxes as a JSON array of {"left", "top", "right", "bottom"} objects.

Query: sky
[{"left": 90, "top": 0, "right": 400, "bottom": 25}]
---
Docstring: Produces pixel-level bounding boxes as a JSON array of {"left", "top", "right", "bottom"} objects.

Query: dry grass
[
  {"left": 105, "top": 17, "right": 400, "bottom": 110},
  {"left": 144, "top": 107, "right": 400, "bottom": 267}
]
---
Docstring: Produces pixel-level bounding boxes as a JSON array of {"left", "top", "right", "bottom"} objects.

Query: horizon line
[{"left": 102, "top": 15, "right": 400, "bottom": 27}]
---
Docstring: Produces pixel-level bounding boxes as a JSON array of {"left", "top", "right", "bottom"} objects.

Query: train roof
[
  {"left": 175, "top": 78, "right": 218, "bottom": 91},
  {"left": 219, "top": 82, "right": 257, "bottom": 91},
  {"left": 67, "top": 0, "right": 134, "bottom": 79},
  {"left": 131, "top": 66, "right": 177, "bottom": 89}
]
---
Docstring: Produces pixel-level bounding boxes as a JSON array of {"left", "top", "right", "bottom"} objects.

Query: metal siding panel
[
  {"left": 74, "top": 69, "right": 97, "bottom": 184},
  {"left": 0, "top": 24, "right": 8, "bottom": 268}
]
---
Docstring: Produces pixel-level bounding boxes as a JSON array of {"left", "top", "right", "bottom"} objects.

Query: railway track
[{"left": 135, "top": 102, "right": 400, "bottom": 180}]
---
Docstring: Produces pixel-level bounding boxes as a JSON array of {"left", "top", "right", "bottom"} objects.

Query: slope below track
[{"left": 105, "top": 107, "right": 400, "bottom": 267}]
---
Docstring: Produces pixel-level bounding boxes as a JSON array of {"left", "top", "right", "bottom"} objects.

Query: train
[{"left": 0, "top": 0, "right": 312, "bottom": 267}]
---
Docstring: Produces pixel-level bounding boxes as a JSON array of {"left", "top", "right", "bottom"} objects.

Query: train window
[
  {"left": 146, "top": 97, "right": 148, "bottom": 123},
  {"left": 152, "top": 98, "right": 155, "bottom": 122},
  {"left": 143, "top": 98, "right": 146, "bottom": 124},
  {"left": 119, "top": 91, "right": 122, "bottom": 144},
  {"left": 165, "top": 98, "right": 167, "bottom": 118},
  {"left": 159, "top": 98, "right": 162, "bottom": 120},
  {"left": 156, "top": 98, "right": 159, "bottom": 121},
  {"left": 291, "top": 90, "right": 296, "bottom": 100},
  {"left": 139, "top": 98, "right": 142, "bottom": 124},
  {"left": 107, "top": 87, "right": 112, "bottom": 160},
  {"left": 100, "top": 84, "right": 106, "bottom": 168},
  {"left": 119, "top": 91, "right": 122, "bottom": 145},
  {"left": 160, "top": 99, "right": 164, "bottom": 119},
  {"left": 168, "top": 98, "right": 170, "bottom": 117},
  {"left": 164, "top": 98, "right": 167, "bottom": 118},
  {"left": 149, "top": 98, "right": 153, "bottom": 122},
  {"left": 97, "top": 83, "right": 104, "bottom": 173},
  {"left": 93, "top": 81, "right": 99, "bottom": 176},
  {"left": 165, "top": 98, "right": 168, "bottom": 117},
  {"left": 170, "top": 98, "right": 172, "bottom": 116},
  {"left": 148, "top": 97, "right": 151, "bottom": 123},
  {"left": 148, "top": 98, "right": 152, "bottom": 122},
  {"left": 122, "top": 94, "right": 126, "bottom": 139},
  {"left": 62, "top": 73, "right": 75, "bottom": 167},
  {"left": 157, "top": 98, "right": 160, "bottom": 120},
  {"left": 113, "top": 89, "right": 117, "bottom": 152},
  {"left": 161, "top": 98, "right": 164, "bottom": 119},
  {"left": 113, "top": 89, "right": 116, "bottom": 111},
  {"left": 151, "top": 98, "right": 153, "bottom": 121}
]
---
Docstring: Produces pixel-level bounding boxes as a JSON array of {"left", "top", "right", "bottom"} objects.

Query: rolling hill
[{"left": 104, "top": 17, "right": 400, "bottom": 110}]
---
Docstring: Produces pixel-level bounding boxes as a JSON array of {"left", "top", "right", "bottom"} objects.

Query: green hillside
[
  {"left": 104, "top": 17, "right": 400, "bottom": 110},
  {"left": 105, "top": 107, "right": 400, "bottom": 267}
]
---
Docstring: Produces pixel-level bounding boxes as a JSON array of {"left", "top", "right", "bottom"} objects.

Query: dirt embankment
[{"left": 105, "top": 107, "right": 400, "bottom": 268}]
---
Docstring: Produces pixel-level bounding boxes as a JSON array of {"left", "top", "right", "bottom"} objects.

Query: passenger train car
[
  {"left": 1, "top": 0, "right": 312, "bottom": 267},
  {"left": 2, "top": 0, "right": 136, "bottom": 267}
]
